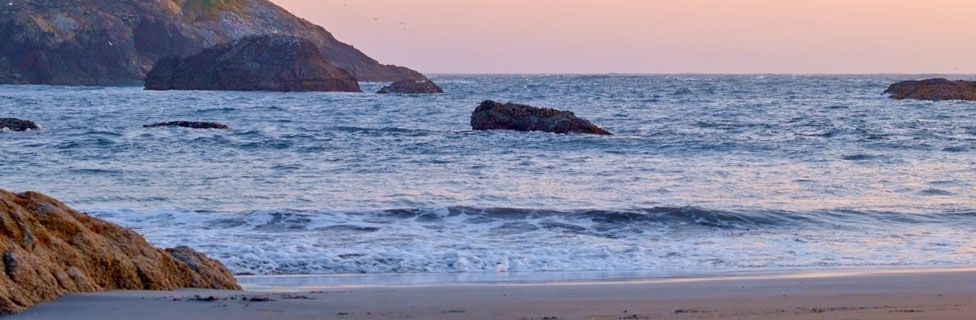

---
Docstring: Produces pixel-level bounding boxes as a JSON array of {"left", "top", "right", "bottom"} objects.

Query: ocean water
[{"left": 2, "top": 75, "right": 976, "bottom": 276}]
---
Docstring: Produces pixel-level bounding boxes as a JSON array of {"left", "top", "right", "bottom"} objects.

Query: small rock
[
  {"left": 143, "top": 121, "right": 229, "bottom": 129},
  {"left": 0, "top": 118, "right": 38, "bottom": 131},
  {"left": 377, "top": 80, "right": 444, "bottom": 94},
  {"left": 470, "top": 100, "right": 612, "bottom": 135},
  {"left": 3, "top": 251, "right": 17, "bottom": 278}
]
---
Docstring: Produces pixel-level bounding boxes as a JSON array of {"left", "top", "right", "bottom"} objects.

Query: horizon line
[{"left": 421, "top": 72, "right": 976, "bottom": 76}]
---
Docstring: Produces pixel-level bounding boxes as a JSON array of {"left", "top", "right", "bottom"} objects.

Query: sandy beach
[{"left": 7, "top": 267, "right": 976, "bottom": 319}]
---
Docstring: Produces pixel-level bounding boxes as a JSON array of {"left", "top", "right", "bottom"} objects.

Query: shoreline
[
  {"left": 10, "top": 266, "right": 976, "bottom": 319},
  {"left": 234, "top": 265, "right": 976, "bottom": 290}
]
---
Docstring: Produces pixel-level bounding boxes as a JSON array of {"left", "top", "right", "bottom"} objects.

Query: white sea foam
[{"left": 88, "top": 207, "right": 976, "bottom": 276}]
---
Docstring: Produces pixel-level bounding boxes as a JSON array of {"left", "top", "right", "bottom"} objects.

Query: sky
[{"left": 271, "top": 0, "right": 976, "bottom": 74}]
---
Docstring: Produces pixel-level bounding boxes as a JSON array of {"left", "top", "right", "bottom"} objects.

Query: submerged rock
[
  {"left": 0, "top": 118, "right": 38, "bottom": 132},
  {"left": 0, "top": 189, "right": 240, "bottom": 315},
  {"left": 377, "top": 80, "right": 444, "bottom": 94},
  {"left": 145, "top": 35, "right": 361, "bottom": 92},
  {"left": 884, "top": 78, "right": 976, "bottom": 101},
  {"left": 143, "top": 121, "right": 229, "bottom": 129},
  {"left": 0, "top": 0, "right": 426, "bottom": 85},
  {"left": 470, "top": 100, "right": 612, "bottom": 135}
]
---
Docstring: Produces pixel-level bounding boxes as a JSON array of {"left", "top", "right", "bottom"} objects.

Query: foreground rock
[
  {"left": 0, "top": 118, "right": 38, "bottom": 132},
  {"left": 0, "top": 0, "right": 425, "bottom": 85},
  {"left": 470, "top": 100, "right": 612, "bottom": 135},
  {"left": 884, "top": 78, "right": 976, "bottom": 101},
  {"left": 0, "top": 189, "right": 240, "bottom": 315},
  {"left": 145, "top": 35, "right": 361, "bottom": 92},
  {"left": 144, "top": 121, "right": 229, "bottom": 129},
  {"left": 377, "top": 80, "right": 444, "bottom": 94}
]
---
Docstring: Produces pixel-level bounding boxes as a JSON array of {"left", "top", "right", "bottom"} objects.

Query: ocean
[{"left": 2, "top": 75, "right": 975, "bottom": 277}]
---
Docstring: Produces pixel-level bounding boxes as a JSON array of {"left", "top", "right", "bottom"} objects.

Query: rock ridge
[{"left": 0, "top": 189, "right": 240, "bottom": 315}]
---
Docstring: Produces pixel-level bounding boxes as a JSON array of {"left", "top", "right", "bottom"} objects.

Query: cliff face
[
  {"left": 0, "top": 0, "right": 425, "bottom": 85},
  {"left": 0, "top": 189, "right": 240, "bottom": 315}
]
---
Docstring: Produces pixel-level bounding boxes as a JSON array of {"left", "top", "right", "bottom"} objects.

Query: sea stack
[
  {"left": 144, "top": 35, "right": 362, "bottom": 92},
  {"left": 884, "top": 78, "right": 976, "bottom": 101},
  {"left": 470, "top": 100, "right": 613, "bottom": 135},
  {"left": 377, "top": 80, "right": 444, "bottom": 94},
  {"left": 0, "top": 189, "right": 240, "bottom": 315}
]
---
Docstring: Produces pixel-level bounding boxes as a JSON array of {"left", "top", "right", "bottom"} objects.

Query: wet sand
[{"left": 8, "top": 268, "right": 976, "bottom": 319}]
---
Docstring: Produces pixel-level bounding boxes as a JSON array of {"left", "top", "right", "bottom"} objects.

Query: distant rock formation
[
  {"left": 143, "top": 121, "right": 230, "bottom": 129},
  {"left": 0, "top": 0, "right": 426, "bottom": 85},
  {"left": 884, "top": 78, "right": 976, "bottom": 101},
  {"left": 0, "top": 189, "right": 240, "bottom": 315},
  {"left": 0, "top": 118, "right": 38, "bottom": 132},
  {"left": 470, "top": 100, "right": 613, "bottom": 135},
  {"left": 144, "top": 35, "right": 360, "bottom": 92},
  {"left": 377, "top": 80, "right": 444, "bottom": 94}
]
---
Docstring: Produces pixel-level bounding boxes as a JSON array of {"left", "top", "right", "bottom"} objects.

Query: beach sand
[{"left": 8, "top": 268, "right": 976, "bottom": 319}]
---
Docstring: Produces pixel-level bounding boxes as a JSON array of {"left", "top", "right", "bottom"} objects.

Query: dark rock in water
[
  {"left": 0, "top": 118, "right": 38, "bottom": 131},
  {"left": 470, "top": 100, "right": 613, "bottom": 135},
  {"left": 145, "top": 35, "right": 361, "bottom": 92},
  {"left": 0, "top": 0, "right": 426, "bottom": 85},
  {"left": 884, "top": 78, "right": 976, "bottom": 101},
  {"left": 144, "top": 121, "right": 229, "bottom": 129},
  {"left": 377, "top": 80, "right": 444, "bottom": 94}
]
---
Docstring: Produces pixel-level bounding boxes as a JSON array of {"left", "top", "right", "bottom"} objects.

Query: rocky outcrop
[
  {"left": 0, "top": 118, "right": 38, "bottom": 132},
  {"left": 0, "top": 0, "right": 426, "bottom": 85},
  {"left": 143, "top": 121, "right": 230, "bottom": 129},
  {"left": 377, "top": 80, "right": 444, "bottom": 94},
  {"left": 470, "top": 100, "right": 613, "bottom": 135},
  {"left": 884, "top": 78, "right": 976, "bottom": 101},
  {"left": 145, "top": 35, "right": 361, "bottom": 92},
  {"left": 0, "top": 189, "right": 240, "bottom": 315}
]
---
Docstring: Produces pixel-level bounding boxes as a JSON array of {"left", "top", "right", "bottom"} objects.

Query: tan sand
[{"left": 8, "top": 267, "right": 976, "bottom": 319}]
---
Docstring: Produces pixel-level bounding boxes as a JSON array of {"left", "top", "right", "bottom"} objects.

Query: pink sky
[{"left": 271, "top": 0, "right": 975, "bottom": 74}]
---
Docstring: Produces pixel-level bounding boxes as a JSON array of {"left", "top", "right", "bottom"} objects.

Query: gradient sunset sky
[{"left": 272, "top": 0, "right": 974, "bottom": 74}]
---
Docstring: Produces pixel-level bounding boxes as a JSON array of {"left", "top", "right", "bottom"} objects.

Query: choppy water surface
[{"left": 2, "top": 75, "right": 975, "bottom": 275}]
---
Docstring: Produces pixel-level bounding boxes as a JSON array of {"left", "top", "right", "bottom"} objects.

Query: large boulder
[
  {"left": 0, "top": 0, "right": 426, "bottom": 85},
  {"left": 470, "top": 100, "right": 613, "bottom": 135},
  {"left": 377, "top": 80, "right": 444, "bottom": 94},
  {"left": 0, "top": 189, "right": 240, "bottom": 315},
  {"left": 144, "top": 35, "right": 361, "bottom": 92},
  {"left": 884, "top": 78, "right": 976, "bottom": 101},
  {"left": 143, "top": 121, "right": 229, "bottom": 129},
  {"left": 0, "top": 118, "right": 38, "bottom": 132}
]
